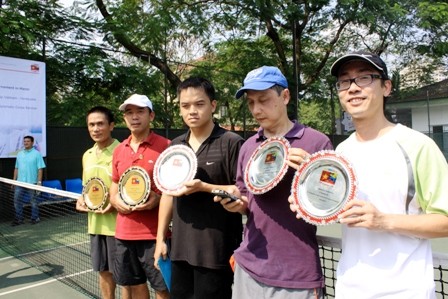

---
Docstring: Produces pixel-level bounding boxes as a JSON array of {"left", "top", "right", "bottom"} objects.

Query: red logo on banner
[{"left": 31, "top": 64, "right": 40, "bottom": 72}]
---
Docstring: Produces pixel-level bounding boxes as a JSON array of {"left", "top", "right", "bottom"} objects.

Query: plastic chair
[
  {"left": 65, "top": 178, "right": 83, "bottom": 194},
  {"left": 41, "top": 179, "right": 63, "bottom": 201},
  {"left": 42, "top": 179, "right": 63, "bottom": 190}
]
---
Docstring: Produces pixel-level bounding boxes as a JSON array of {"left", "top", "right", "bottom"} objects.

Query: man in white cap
[
  {"left": 109, "top": 94, "right": 170, "bottom": 299},
  {"left": 220, "top": 66, "right": 332, "bottom": 299}
]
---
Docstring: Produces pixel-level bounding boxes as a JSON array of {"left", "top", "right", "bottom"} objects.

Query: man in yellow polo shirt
[{"left": 76, "top": 106, "right": 120, "bottom": 299}]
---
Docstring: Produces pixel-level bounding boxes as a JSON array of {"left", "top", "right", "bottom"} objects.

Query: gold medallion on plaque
[
  {"left": 118, "top": 166, "right": 151, "bottom": 206},
  {"left": 82, "top": 177, "right": 108, "bottom": 211}
]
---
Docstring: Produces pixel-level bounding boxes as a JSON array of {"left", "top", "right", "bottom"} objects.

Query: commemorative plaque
[
  {"left": 118, "top": 166, "right": 151, "bottom": 206},
  {"left": 82, "top": 177, "right": 108, "bottom": 211},
  {"left": 153, "top": 144, "right": 197, "bottom": 195},
  {"left": 291, "top": 150, "right": 357, "bottom": 225},
  {"left": 244, "top": 136, "right": 290, "bottom": 194}
]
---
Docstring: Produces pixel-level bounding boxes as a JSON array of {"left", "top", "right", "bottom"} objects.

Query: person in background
[
  {"left": 219, "top": 66, "right": 332, "bottom": 299},
  {"left": 290, "top": 51, "right": 448, "bottom": 298},
  {"left": 76, "top": 106, "right": 120, "bottom": 299},
  {"left": 154, "top": 77, "right": 243, "bottom": 299},
  {"left": 109, "top": 94, "right": 170, "bottom": 299},
  {"left": 12, "top": 135, "right": 46, "bottom": 226}
]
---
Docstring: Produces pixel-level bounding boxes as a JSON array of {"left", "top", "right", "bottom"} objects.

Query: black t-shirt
[{"left": 170, "top": 124, "right": 244, "bottom": 269}]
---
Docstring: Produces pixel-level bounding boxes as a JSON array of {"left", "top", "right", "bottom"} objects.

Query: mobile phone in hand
[{"left": 211, "top": 189, "right": 240, "bottom": 202}]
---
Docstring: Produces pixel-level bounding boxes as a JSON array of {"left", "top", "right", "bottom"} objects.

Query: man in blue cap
[{"left": 219, "top": 66, "right": 332, "bottom": 299}]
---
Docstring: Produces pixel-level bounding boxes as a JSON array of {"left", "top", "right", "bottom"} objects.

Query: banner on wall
[{"left": 0, "top": 56, "right": 46, "bottom": 158}]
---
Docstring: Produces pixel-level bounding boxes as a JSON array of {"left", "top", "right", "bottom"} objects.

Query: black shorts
[
  {"left": 171, "top": 260, "right": 233, "bottom": 299},
  {"left": 113, "top": 239, "right": 167, "bottom": 291},
  {"left": 90, "top": 234, "right": 116, "bottom": 272}
]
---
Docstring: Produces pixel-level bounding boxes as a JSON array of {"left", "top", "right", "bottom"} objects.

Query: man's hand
[
  {"left": 131, "top": 191, "right": 161, "bottom": 212},
  {"left": 76, "top": 195, "right": 89, "bottom": 212},
  {"left": 94, "top": 201, "right": 115, "bottom": 214},
  {"left": 286, "top": 147, "right": 310, "bottom": 170},
  {"left": 216, "top": 194, "right": 248, "bottom": 215},
  {"left": 338, "top": 199, "right": 385, "bottom": 230},
  {"left": 169, "top": 179, "right": 204, "bottom": 197},
  {"left": 287, "top": 195, "right": 302, "bottom": 220},
  {"left": 112, "top": 193, "right": 133, "bottom": 214},
  {"left": 153, "top": 240, "right": 169, "bottom": 270}
]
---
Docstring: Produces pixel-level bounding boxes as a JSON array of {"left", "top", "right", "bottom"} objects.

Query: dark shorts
[
  {"left": 90, "top": 234, "right": 116, "bottom": 272},
  {"left": 113, "top": 239, "right": 167, "bottom": 291},
  {"left": 171, "top": 260, "right": 233, "bottom": 299}
]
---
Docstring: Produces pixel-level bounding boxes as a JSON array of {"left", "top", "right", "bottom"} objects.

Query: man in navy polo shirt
[
  {"left": 155, "top": 77, "right": 243, "bottom": 299},
  {"left": 220, "top": 66, "right": 332, "bottom": 299}
]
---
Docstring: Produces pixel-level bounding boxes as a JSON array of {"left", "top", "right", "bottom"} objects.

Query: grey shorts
[
  {"left": 90, "top": 234, "right": 116, "bottom": 272},
  {"left": 232, "top": 264, "right": 323, "bottom": 299},
  {"left": 113, "top": 238, "right": 167, "bottom": 291}
]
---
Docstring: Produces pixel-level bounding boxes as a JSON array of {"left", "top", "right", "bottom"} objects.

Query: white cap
[{"left": 119, "top": 94, "right": 154, "bottom": 111}]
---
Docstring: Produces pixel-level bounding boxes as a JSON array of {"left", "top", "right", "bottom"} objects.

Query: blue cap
[{"left": 235, "top": 66, "right": 288, "bottom": 99}]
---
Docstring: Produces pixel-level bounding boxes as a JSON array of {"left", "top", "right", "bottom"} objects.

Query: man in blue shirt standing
[{"left": 12, "top": 135, "right": 46, "bottom": 226}]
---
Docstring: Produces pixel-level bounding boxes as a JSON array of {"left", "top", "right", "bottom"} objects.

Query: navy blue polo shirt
[{"left": 170, "top": 123, "right": 244, "bottom": 269}]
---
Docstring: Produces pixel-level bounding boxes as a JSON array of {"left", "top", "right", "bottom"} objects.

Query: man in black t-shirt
[{"left": 155, "top": 77, "right": 243, "bottom": 299}]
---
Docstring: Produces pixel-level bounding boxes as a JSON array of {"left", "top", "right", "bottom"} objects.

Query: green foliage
[
  {"left": 1, "top": 0, "right": 447, "bottom": 134},
  {"left": 299, "top": 100, "right": 334, "bottom": 134},
  {"left": 415, "top": 2, "right": 448, "bottom": 57}
]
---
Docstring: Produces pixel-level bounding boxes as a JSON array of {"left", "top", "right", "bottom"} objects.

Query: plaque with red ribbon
[
  {"left": 153, "top": 145, "right": 197, "bottom": 195},
  {"left": 244, "top": 136, "right": 290, "bottom": 194},
  {"left": 291, "top": 150, "right": 357, "bottom": 225}
]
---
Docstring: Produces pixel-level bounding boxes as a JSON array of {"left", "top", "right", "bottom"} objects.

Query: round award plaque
[
  {"left": 153, "top": 144, "right": 197, "bottom": 195},
  {"left": 291, "top": 150, "right": 357, "bottom": 225},
  {"left": 244, "top": 136, "right": 290, "bottom": 194},
  {"left": 82, "top": 177, "right": 108, "bottom": 211},
  {"left": 118, "top": 166, "right": 151, "bottom": 206}
]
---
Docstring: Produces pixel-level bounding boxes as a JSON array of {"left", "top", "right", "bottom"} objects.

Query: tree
[
  {"left": 1, "top": 0, "right": 447, "bottom": 131},
  {"left": 0, "top": 0, "right": 175, "bottom": 127},
  {"left": 88, "top": 0, "right": 447, "bottom": 132}
]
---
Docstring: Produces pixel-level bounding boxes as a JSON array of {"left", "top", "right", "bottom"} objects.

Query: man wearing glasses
[{"left": 329, "top": 52, "right": 448, "bottom": 298}]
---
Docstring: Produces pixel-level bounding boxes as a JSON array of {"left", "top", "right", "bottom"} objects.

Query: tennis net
[
  {"left": 0, "top": 177, "right": 101, "bottom": 297},
  {"left": 317, "top": 236, "right": 448, "bottom": 298},
  {"left": 0, "top": 177, "right": 162, "bottom": 298},
  {"left": 0, "top": 177, "right": 447, "bottom": 298}
]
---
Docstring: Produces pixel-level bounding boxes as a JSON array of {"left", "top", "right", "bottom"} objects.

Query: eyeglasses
[{"left": 336, "top": 74, "right": 383, "bottom": 91}]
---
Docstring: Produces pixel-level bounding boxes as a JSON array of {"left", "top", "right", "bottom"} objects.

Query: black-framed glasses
[{"left": 336, "top": 74, "right": 383, "bottom": 91}]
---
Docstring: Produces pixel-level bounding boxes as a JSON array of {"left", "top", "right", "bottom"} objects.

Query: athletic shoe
[
  {"left": 31, "top": 218, "right": 40, "bottom": 224},
  {"left": 11, "top": 219, "right": 24, "bottom": 226}
]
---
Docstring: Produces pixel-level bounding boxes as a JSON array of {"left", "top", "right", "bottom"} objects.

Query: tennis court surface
[
  {"left": 0, "top": 253, "right": 90, "bottom": 298},
  {"left": 0, "top": 177, "right": 107, "bottom": 298},
  {"left": 0, "top": 177, "right": 157, "bottom": 299},
  {"left": 1, "top": 177, "right": 448, "bottom": 298}
]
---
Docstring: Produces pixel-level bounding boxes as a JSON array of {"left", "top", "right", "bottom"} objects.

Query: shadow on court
[{"left": 0, "top": 256, "right": 90, "bottom": 298}]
